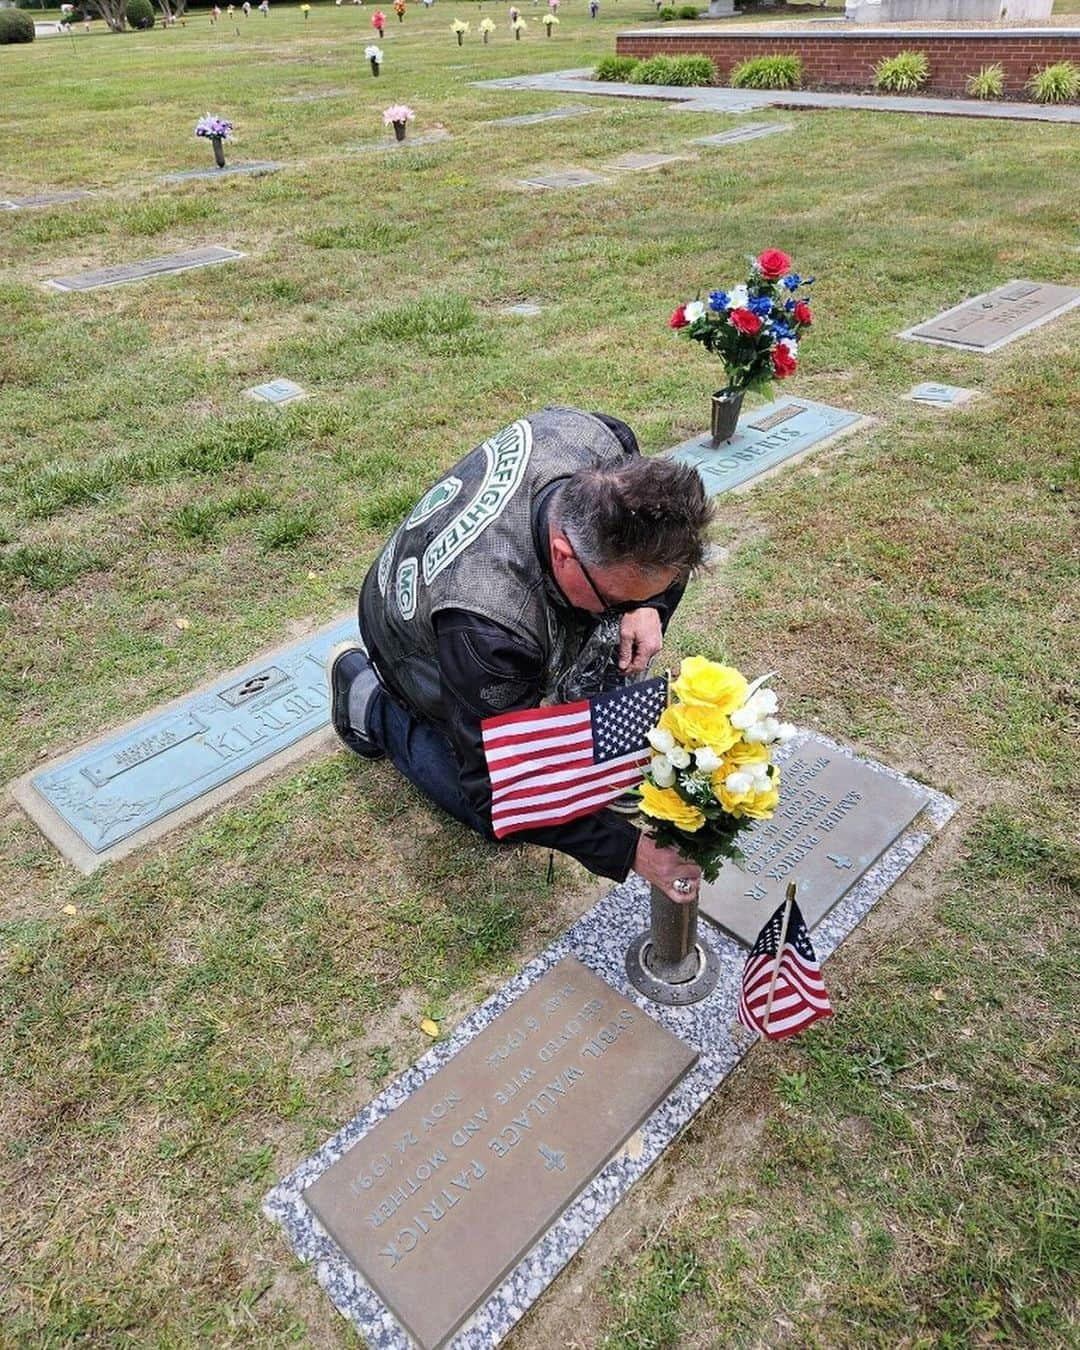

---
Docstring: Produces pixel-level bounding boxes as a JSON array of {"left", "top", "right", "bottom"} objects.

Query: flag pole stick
[{"left": 762, "top": 882, "right": 797, "bottom": 1036}]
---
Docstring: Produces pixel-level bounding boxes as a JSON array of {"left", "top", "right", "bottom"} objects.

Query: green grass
[{"left": 1, "top": 4, "right": 1078, "bottom": 1346}]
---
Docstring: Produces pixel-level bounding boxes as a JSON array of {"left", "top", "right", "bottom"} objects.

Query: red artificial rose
[
  {"left": 669, "top": 304, "right": 689, "bottom": 330},
  {"left": 772, "top": 343, "right": 797, "bottom": 378},
  {"left": 793, "top": 300, "right": 813, "bottom": 326},
  {"left": 757, "top": 249, "right": 792, "bottom": 280},
  {"left": 729, "top": 307, "right": 763, "bottom": 335}
]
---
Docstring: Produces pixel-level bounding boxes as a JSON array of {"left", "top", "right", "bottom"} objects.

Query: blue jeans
[{"left": 364, "top": 685, "right": 496, "bottom": 840}]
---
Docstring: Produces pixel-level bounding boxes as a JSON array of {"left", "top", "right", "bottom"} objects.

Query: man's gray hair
[{"left": 552, "top": 457, "right": 712, "bottom": 576}]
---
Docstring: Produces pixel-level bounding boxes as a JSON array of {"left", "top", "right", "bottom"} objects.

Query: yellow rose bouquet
[{"left": 636, "top": 657, "right": 795, "bottom": 881}]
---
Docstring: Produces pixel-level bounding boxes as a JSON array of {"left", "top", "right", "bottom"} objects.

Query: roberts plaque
[
  {"left": 303, "top": 957, "right": 697, "bottom": 1350},
  {"left": 699, "top": 734, "right": 930, "bottom": 945}
]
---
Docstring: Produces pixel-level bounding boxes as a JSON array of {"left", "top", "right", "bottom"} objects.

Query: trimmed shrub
[
  {"left": 629, "top": 54, "right": 679, "bottom": 84},
  {"left": 593, "top": 54, "right": 638, "bottom": 81},
  {"left": 666, "top": 54, "right": 714, "bottom": 86},
  {"left": 676, "top": 5, "right": 700, "bottom": 16},
  {"left": 965, "top": 63, "right": 1004, "bottom": 99},
  {"left": 657, "top": 6, "right": 677, "bottom": 18},
  {"left": 0, "top": 8, "right": 36, "bottom": 42},
  {"left": 873, "top": 49, "right": 930, "bottom": 93},
  {"left": 730, "top": 53, "right": 801, "bottom": 90},
  {"left": 125, "top": 0, "right": 155, "bottom": 27},
  {"left": 1027, "top": 61, "right": 1080, "bottom": 103}
]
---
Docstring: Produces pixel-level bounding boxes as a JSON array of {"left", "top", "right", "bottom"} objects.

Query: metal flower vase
[
  {"left": 710, "top": 388, "right": 744, "bottom": 446},
  {"left": 625, "top": 884, "right": 721, "bottom": 1007},
  {"left": 210, "top": 134, "right": 226, "bottom": 168},
  {"left": 392, "top": 119, "right": 407, "bottom": 142}
]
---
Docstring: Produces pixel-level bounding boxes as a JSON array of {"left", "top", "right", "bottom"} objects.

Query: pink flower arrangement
[{"left": 382, "top": 104, "right": 415, "bottom": 125}]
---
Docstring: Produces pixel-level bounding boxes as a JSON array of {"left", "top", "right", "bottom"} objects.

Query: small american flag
[
  {"left": 738, "top": 896, "right": 833, "bottom": 1040},
  {"left": 481, "top": 677, "right": 667, "bottom": 839}
]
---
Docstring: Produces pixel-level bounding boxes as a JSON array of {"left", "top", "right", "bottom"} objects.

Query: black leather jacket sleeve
[{"left": 431, "top": 609, "right": 642, "bottom": 882}]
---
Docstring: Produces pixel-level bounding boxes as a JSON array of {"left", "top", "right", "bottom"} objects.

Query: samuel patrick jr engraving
[
  {"left": 303, "top": 957, "right": 697, "bottom": 1350},
  {"left": 699, "top": 733, "right": 931, "bottom": 945}
]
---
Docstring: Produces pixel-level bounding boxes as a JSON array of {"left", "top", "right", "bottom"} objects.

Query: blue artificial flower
[
  {"left": 748, "top": 295, "right": 773, "bottom": 317},
  {"left": 784, "top": 298, "right": 796, "bottom": 312},
  {"left": 708, "top": 289, "right": 729, "bottom": 312},
  {"left": 771, "top": 320, "right": 795, "bottom": 339},
  {"left": 782, "top": 273, "right": 801, "bottom": 291}
]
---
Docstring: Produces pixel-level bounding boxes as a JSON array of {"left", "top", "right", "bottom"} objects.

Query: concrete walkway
[{"left": 476, "top": 67, "right": 1080, "bottom": 124}]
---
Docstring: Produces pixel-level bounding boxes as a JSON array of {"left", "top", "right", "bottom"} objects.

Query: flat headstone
[
  {"left": 246, "top": 377, "right": 306, "bottom": 407},
  {"left": 664, "top": 397, "right": 865, "bottom": 498},
  {"left": 906, "top": 382, "right": 978, "bottom": 407},
  {"left": 691, "top": 122, "right": 793, "bottom": 146},
  {"left": 161, "top": 161, "right": 285, "bottom": 183},
  {"left": 266, "top": 733, "right": 957, "bottom": 1348},
  {"left": 487, "top": 104, "right": 594, "bottom": 127},
  {"left": 0, "top": 189, "right": 94, "bottom": 211},
  {"left": 515, "top": 169, "right": 608, "bottom": 190},
  {"left": 276, "top": 88, "right": 350, "bottom": 103},
  {"left": 46, "top": 246, "right": 245, "bottom": 293},
  {"left": 899, "top": 280, "right": 1080, "bottom": 353},
  {"left": 600, "top": 151, "right": 694, "bottom": 173},
  {"left": 699, "top": 732, "right": 931, "bottom": 945},
  {"left": 11, "top": 615, "right": 357, "bottom": 870},
  {"left": 500, "top": 302, "right": 544, "bottom": 317},
  {"left": 303, "top": 957, "right": 697, "bottom": 1350},
  {"left": 350, "top": 129, "right": 452, "bottom": 154}
]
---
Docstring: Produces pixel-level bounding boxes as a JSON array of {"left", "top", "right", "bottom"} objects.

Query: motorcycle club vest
[{"left": 359, "top": 406, "right": 632, "bottom": 723}]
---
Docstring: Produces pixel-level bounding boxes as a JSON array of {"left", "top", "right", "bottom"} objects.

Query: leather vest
[{"left": 359, "top": 406, "right": 631, "bottom": 723}]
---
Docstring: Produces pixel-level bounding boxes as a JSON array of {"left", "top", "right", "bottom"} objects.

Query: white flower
[
  {"left": 779, "top": 337, "right": 798, "bottom": 357},
  {"left": 725, "top": 770, "right": 753, "bottom": 794},
  {"left": 694, "top": 746, "right": 721, "bottom": 772},
  {"left": 727, "top": 284, "right": 748, "bottom": 310},
  {"left": 647, "top": 726, "right": 674, "bottom": 754},
  {"left": 753, "top": 688, "right": 778, "bottom": 716},
  {"left": 730, "top": 706, "right": 754, "bottom": 731},
  {"left": 650, "top": 755, "right": 675, "bottom": 788},
  {"left": 365, "top": 43, "right": 383, "bottom": 58},
  {"left": 668, "top": 745, "right": 691, "bottom": 769},
  {"left": 775, "top": 721, "right": 797, "bottom": 742},
  {"left": 684, "top": 299, "right": 705, "bottom": 323}
]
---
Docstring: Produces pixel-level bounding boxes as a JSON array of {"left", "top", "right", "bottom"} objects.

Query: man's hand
[
  {"left": 632, "top": 832, "right": 702, "bottom": 904},
  {"left": 618, "top": 607, "right": 663, "bottom": 675}
]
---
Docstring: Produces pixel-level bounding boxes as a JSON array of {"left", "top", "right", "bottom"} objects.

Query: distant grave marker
[
  {"left": 691, "top": 122, "right": 793, "bottom": 147},
  {"left": 11, "top": 616, "right": 356, "bottom": 870},
  {"left": 601, "top": 151, "right": 694, "bottom": 173},
  {"left": 350, "top": 129, "right": 452, "bottom": 154},
  {"left": 500, "top": 302, "right": 544, "bottom": 317},
  {"left": 907, "top": 382, "right": 977, "bottom": 407},
  {"left": 301, "top": 957, "right": 697, "bottom": 1350},
  {"left": 899, "top": 280, "right": 1080, "bottom": 352},
  {"left": 0, "top": 189, "right": 94, "bottom": 211},
  {"left": 664, "top": 397, "right": 865, "bottom": 498},
  {"left": 699, "top": 733, "right": 931, "bottom": 945},
  {"left": 246, "top": 377, "right": 307, "bottom": 407},
  {"left": 516, "top": 168, "right": 607, "bottom": 190},
  {"left": 46, "top": 246, "right": 245, "bottom": 293},
  {"left": 276, "top": 87, "right": 350, "bottom": 103},
  {"left": 161, "top": 161, "right": 285, "bottom": 183},
  {"left": 488, "top": 104, "right": 594, "bottom": 127}
]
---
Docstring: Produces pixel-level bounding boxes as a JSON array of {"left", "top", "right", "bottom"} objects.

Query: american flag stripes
[
  {"left": 738, "top": 895, "right": 833, "bottom": 1040},
  {"left": 481, "top": 677, "right": 667, "bottom": 839}
]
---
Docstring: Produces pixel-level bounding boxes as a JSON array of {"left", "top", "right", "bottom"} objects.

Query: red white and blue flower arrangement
[{"left": 671, "top": 248, "right": 815, "bottom": 405}]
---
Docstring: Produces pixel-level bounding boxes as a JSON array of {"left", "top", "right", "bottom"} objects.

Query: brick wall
[{"left": 614, "top": 29, "right": 1080, "bottom": 97}]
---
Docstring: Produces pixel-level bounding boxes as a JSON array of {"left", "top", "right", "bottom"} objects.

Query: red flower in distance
[
  {"left": 669, "top": 304, "right": 689, "bottom": 329},
  {"left": 793, "top": 300, "right": 813, "bottom": 326},
  {"left": 757, "top": 249, "right": 792, "bottom": 280},
  {"left": 772, "top": 343, "right": 798, "bottom": 378},
  {"left": 730, "top": 307, "right": 763, "bottom": 335}
]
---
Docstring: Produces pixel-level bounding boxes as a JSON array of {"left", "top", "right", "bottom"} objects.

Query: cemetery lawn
[{"left": 2, "top": 5, "right": 1077, "bottom": 1346}]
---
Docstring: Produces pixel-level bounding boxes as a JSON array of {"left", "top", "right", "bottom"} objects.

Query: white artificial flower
[
  {"left": 725, "top": 770, "right": 753, "bottom": 794},
  {"left": 750, "top": 763, "right": 771, "bottom": 788},
  {"left": 753, "top": 688, "right": 778, "bottom": 716},
  {"left": 730, "top": 707, "right": 754, "bottom": 731},
  {"left": 780, "top": 337, "right": 798, "bottom": 357},
  {"left": 727, "top": 284, "right": 748, "bottom": 310},
  {"left": 647, "top": 726, "right": 674, "bottom": 754},
  {"left": 668, "top": 745, "right": 691, "bottom": 769},
  {"left": 365, "top": 43, "right": 383, "bottom": 58},
  {"left": 743, "top": 721, "right": 768, "bottom": 743},
  {"left": 694, "top": 746, "right": 721, "bottom": 772},
  {"left": 775, "top": 721, "right": 797, "bottom": 742},
  {"left": 650, "top": 755, "right": 675, "bottom": 788},
  {"left": 684, "top": 299, "right": 705, "bottom": 323}
]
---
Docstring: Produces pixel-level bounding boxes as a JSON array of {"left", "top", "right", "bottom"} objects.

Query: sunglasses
[{"left": 574, "top": 552, "right": 670, "bottom": 616}]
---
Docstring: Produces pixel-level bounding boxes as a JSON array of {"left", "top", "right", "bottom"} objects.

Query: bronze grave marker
[
  {"left": 699, "top": 735, "right": 931, "bottom": 945},
  {"left": 303, "top": 957, "right": 697, "bottom": 1350},
  {"left": 900, "top": 280, "right": 1080, "bottom": 352}
]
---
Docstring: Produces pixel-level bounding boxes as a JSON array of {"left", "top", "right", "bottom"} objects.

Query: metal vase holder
[{"left": 625, "top": 885, "right": 721, "bottom": 1007}]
